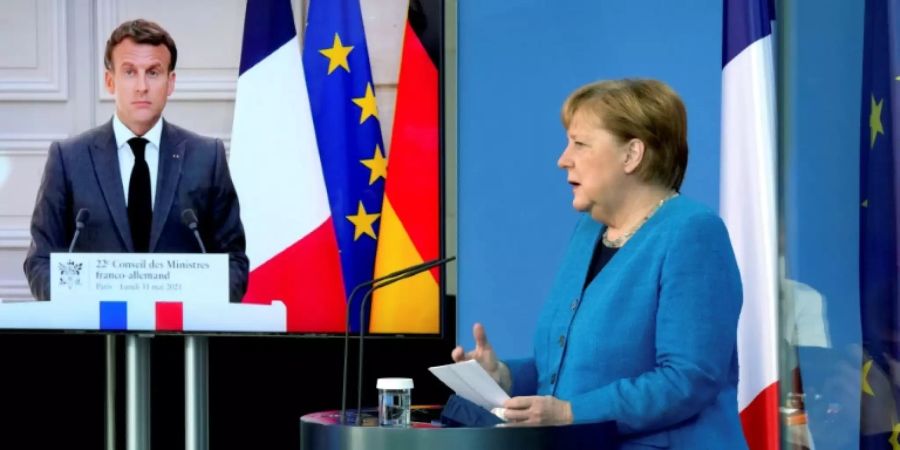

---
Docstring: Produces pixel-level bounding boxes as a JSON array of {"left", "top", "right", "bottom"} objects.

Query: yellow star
[
  {"left": 862, "top": 359, "right": 875, "bottom": 396},
  {"left": 871, "top": 94, "right": 884, "bottom": 149},
  {"left": 319, "top": 33, "right": 354, "bottom": 75},
  {"left": 345, "top": 201, "right": 380, "bottom": 241},
  {"left": 360, "top": 145, "right": 387, "bottom": 185},
  {"left": 890, "top": 422, "right": 900, "bottom": 450},
  {"left": 862, "top": 199, "right": 869, "bottom": 208},
  {"left": 352, "top": 83, "right": 378, "bottom": 124}
]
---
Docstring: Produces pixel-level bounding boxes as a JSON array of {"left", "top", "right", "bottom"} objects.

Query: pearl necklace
[{"left": 601, "top": 192, "right": 679, "bottom": 248}]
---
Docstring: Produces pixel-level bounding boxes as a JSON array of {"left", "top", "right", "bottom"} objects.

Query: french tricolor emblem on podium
[{"left": 99, "top": 300, "right": 184, "bottom": 331}]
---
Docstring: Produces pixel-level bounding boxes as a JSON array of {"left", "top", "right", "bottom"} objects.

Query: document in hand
[{"left": 428, "top": 360, "right": 510, "bottom": 410}]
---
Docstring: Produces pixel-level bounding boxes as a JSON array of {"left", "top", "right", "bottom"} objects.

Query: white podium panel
[
  {"left": 0, "top": 253, "right": 286, "bottom": 333},
  {"left": 52, "top": 253, "right": 228, "bottom": 303}
]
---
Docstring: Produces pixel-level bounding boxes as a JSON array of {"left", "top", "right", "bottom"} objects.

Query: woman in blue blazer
[{"left": 453, "top": 79, "right": 749, "bottom": 449}]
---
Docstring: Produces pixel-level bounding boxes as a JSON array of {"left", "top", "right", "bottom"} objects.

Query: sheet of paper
[{"left": 428, "top": 359, "right": 510, "bottom": 410}]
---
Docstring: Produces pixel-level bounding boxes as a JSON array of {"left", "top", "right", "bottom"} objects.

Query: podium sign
[
  {"left": 0, "top": 253, "right": 287, "bottom": 333},
  {"left": 51, "top": 253, "right": 228, "bottom": 303}
]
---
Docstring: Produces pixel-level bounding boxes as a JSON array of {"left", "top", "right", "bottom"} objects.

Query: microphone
[
  {"left": 181, "top": 209, "right": 206, "bottom": 254},
  {"left": 354, "top": 256, "right": 456, "bottom": 423},
  {"left": 340, "top": 256, "right": 458, "bottom": 422},
  {"left": 68, "top": 208, "right": 91, "bottom": 253}
]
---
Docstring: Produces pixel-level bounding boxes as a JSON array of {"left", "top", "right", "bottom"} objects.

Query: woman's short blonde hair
[{"left": 561, "top": 79, "right": 688, "bottom": 191}]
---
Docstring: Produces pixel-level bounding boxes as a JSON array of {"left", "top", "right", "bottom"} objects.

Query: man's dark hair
[{"left": 104, "top": 19, "right": 177, "bottom": 71}]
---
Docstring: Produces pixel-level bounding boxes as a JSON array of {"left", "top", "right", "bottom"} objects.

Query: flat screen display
[{"left": 1, "top": 0, "right": 444, "bottom": 336}]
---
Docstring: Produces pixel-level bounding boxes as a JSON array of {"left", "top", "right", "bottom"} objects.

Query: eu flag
[
  {"left": 302, "top": 0, "right": 386, "bottom": 332},
  {"left": 859, "top": 0, "right": 900, "bottom": 448}
]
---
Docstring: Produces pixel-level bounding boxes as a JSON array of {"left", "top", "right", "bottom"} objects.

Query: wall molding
[
  {"left": 0, "top": 228, "right": 30, "bottom": 250},
  {"left": 0, "top": 133, "right": 66, "bottom": 156},
  {"left": 0, "top": 133, "right": 231, "bottom": 150},
  {"left": 0, "top": 279, "right": 32, "bottom": 300},
  {"left": 0, "top": 0, "right": 69, "bottom": 101}
]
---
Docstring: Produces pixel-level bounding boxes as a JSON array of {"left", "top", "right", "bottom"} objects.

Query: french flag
[
  {"left": 99, "top": 300, "right": 183, "bottom": 331},
  {"left": 229, "top": 0, "right": 347, "bottom": 332},
  {"left": 721, "top": 0, "right": 780, "bottom": 449}
]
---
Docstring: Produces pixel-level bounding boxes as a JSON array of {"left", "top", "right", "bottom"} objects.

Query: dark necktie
[{"left": 127, "top": 137, "right": 151, "bottom": 252}]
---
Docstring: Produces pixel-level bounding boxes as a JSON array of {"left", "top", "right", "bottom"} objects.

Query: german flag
[{"left": 370, "top": 0, "right": 442, "bottom": 333}]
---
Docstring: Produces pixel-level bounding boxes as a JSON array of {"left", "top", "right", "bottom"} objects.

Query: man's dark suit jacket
[{"left": 24, "top": 119, "right": 249, "bottom": 302}]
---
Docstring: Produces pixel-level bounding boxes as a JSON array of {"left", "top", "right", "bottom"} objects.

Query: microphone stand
[
  {"left": 183, "top": 209, "right": 209, "bottom": 450},
  {"left": 355, "top": 257, "right": 455, "bottom": 423},
  {"left": 340, "top": 257, "right": 452, "bottom": 423},
  {"left": 68, "top": 222, "right": 85, "bottom": 253},
  {"left": 65, "top": 208, "right": 117, "bottom": 449},
  {"left": 68, "top": 208, "right": 90, "bottom": 252}
]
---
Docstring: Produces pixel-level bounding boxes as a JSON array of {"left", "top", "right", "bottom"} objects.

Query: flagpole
[{"left": 775, "top": 2, "right": 805, "bottom": 447}]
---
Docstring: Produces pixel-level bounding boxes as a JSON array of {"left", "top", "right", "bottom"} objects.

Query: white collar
[{"left": 112, "top": 114, "right": 163, "bottom": 149}]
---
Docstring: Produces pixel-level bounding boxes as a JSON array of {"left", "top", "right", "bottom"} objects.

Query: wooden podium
[{"left": 300, "top": 407, "right": 618, "bottom": 450}]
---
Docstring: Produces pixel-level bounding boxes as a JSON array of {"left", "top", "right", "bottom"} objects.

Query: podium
[
  {"left": 1, "top": 253, "right": 288, "bottom": 450},
  {"left": 300, "top": 408, "right": 618, "bottom": 450}
]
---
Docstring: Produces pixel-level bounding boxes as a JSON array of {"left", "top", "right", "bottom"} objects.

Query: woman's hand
[
  {"left": 451, "top": 323, "right": 512, "bottom": 392},
  {"left": 502, "top": 395, "right": 573, "bottom": 425}
]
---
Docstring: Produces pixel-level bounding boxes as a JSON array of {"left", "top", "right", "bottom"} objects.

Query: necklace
[{"left": 601, "top": 192, "right": 678, "bottom": 248}]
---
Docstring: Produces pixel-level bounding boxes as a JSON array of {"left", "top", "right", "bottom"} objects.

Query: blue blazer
[
  {"left": 24, "top": 120, "right": 248, "bottom": 302},
  {"left": 507, "top": 196, "right": 748, "bottom": 450}
]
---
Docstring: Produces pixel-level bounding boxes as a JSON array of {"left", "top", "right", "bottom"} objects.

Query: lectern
[{"left": 300, "top": 407, "right": 618, "bottom": 450}]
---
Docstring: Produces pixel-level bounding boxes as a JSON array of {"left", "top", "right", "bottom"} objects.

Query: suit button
[
  {"left": 550, "top": 373, "right": 557, "bottom": 385},
  {"left": 570, "top": 299, "right": 578, "bottom": 311},
  {"left": 558, "top": 335, "right": 566, "bottom": 347}
]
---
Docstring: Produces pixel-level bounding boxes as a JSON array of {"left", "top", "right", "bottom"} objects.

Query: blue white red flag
[
  {"left": 721, "top": 0, "right": 780, "bottom": 448},
  {"left": 230, "top": 0, "right": 347, "bottom": 332}
]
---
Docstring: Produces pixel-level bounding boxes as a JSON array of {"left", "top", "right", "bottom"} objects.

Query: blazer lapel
[
  {"left": 149, "top": 120, "right": 184, "bottom": 252},
  {"left": 89, "top": 121, "right": 134, "bottom": 252}
]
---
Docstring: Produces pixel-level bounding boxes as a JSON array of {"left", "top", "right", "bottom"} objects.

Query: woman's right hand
[{"left": 451, "top": 323, "right": 512, "bottom": 392}]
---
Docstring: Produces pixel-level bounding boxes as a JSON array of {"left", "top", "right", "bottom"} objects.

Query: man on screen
[{"left": 24, "top": 19, "right": 248, "bottom": 302}]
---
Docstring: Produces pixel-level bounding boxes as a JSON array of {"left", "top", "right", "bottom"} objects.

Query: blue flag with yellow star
[
  {"left": 303, "top": 0, "right": 385, "bottom": 332},
  {"left": 859, "top": 0, "right": 900, "bottom": 448}
]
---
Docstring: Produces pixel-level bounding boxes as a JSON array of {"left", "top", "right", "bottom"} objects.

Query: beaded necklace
[{"left": 601, "top": 192, "right": 679, "bottom": 248}]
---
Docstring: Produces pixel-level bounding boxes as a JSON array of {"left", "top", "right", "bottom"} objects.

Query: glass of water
[{"left": 377, "top": 378, "right": 413, "bottom": 427}]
